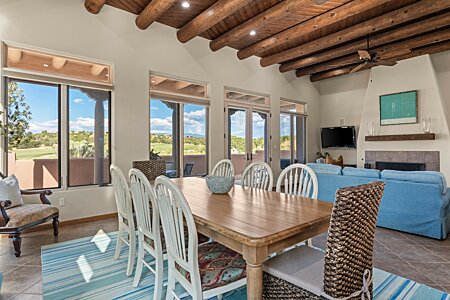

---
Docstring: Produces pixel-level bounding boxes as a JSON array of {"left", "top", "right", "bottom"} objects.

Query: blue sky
[
  {"left": 150, "top": 100, "right": 266, "bottom": 138},
  {"left": 15, "top": 81, "right": 108, "bottom": 133}
]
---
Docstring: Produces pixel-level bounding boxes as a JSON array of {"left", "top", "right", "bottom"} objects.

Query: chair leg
[
  {"left": 52, "top": 217, "right": 59, "bottom": 237},
  {"left": 12, "top": 233, "right": 22, "bottom": 257},
  {"left": 154, "top": 255, "right": 164, "bottom": 300},
  {"left": 114, "top": 225, "right": 124, "bottom": 260},
  {"left": 132, "top": 233, "right": 144, "bottom": 287},
  {"left": 217, "top": 295, "right": 223, "bottom": 300},
  {"left": 306, "top": 238, "right": 313, "bottom": 247},
  {"left": 126, "top": 230, "right": 136, "bottom": 276},
  {"left": 165, "top": 270, "right": 176, "bottom": 300}
]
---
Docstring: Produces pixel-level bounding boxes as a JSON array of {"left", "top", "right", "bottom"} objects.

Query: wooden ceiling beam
[
  {"left": 237, "top": 0, "right": 392, "bottom": 60},
  {"left": 135, "top": 0, "right": 178, "bottom": 30},
  {"left": 282, "top": 11, "right": 450, "bottom": 72},
  {"left": 210, "top": 0, "right": 316, "bottom": 52},
  {"left": 90, "top": 64, "right": 106, "bottom": 76},
  {"left": 8, "top": 48, "right": 22, "bottom": 63},
  {"left": 310, "top": 40, "right": 450, "bottom": 82},
  {"left": 84, "top": 0, "right": 107, "bottom": 14},
  {"left": 261, "top": 0, "right": 450, "bottom": 67},
  {"left": 150, "top": 76, "right": 166, "bottom": 85},
  {"left": 296, "top": 27, "right": 450, "bottom": 77},
  {"left": 51, "top": 57, "right": 67, "bottom": 70},
  {"left": 177, "top": 0, "right": 254, "bottom": 43},
  {"left": 174, "top": 82, "right": 192, "bottom": 90}
]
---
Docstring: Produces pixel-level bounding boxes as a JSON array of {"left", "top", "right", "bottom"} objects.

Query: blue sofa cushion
[
  {"left": 307, "top": 163, "right": 342, "bottom": 175},
  {"left": 381, "top": 170, "right": 448, "bottom": 194},
  {"left": 343, "top": 167, "right": 380, "bottom": 179}
]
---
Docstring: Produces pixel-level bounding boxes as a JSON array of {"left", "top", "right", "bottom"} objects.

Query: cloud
[
  {"left": 29, "top": 119, "right": 59, "bottom": 133},
  {"left": 70, "top": 117, "right": 109, "bottom": 132},
  {"left": 73, "top": 98, "right": 84, "bottom": 104},
  {"left": 150, "top": 106, "right": 159, "bottom": 111}
]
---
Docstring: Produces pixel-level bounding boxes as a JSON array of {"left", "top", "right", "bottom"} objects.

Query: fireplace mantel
[{"left": 365, "top": 133, "right": 435, "bottom": 142}]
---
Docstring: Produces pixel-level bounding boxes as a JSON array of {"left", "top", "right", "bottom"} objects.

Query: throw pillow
[
  {"left": 0, "top": 175, "right": 23, "bottom": 208},
  {"left": 326, "top": 154, "right": 344, "bottom": 167}
]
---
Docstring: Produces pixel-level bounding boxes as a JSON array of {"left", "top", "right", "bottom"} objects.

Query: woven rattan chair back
[
  {"left": 211, "top": 159, "right": 235, "bottom": 178},
  {"left": 323, "top": 181, "right": 385, "bottom": 299}
]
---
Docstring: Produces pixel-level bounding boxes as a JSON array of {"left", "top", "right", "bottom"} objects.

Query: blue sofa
[{"left": 307, "top": 163, "right": 450, "bottom": 240}]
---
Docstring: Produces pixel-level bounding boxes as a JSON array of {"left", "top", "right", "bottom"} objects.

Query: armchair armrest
[
  {"left": 20, "top": 189, "right": 53, "bottom": 205},
  {"left": 0, "top": 200, "right": 11, "bottom": 227}
]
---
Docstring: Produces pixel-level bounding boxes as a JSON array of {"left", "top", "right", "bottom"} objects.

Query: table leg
[
  {"left": 247, "top": 262, "right": 263, "bottom": 299},
  {"left": 243, "top": 245, "right": 268, "bottom": 300}
]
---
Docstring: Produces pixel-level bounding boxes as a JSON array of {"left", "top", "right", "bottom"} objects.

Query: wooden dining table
[{"left": 171, "top": 177, "right": 333, "bottom": 300}]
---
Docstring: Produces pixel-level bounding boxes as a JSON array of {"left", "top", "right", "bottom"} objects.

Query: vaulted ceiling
[{"left": 84, "top": 0, "right": 450, "bottom": 81}]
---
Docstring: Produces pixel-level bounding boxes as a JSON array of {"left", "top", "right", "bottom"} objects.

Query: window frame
[
  {"left": 3, "top": 77, "right": 63, "bottom": 189},
  {"left": 67, "top": 85, "right": 112, "bottom": 188},
  {"left": 1, "top": 42, "right": 114, "bottom": 191}
]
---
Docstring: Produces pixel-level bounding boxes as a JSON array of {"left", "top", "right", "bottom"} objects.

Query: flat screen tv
[{"left": 321, "top": 126, "right": 356, "bottom": 148}]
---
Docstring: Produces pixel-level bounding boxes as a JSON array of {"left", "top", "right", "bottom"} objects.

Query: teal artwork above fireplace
[{"left": 380, "top": 90, "right": 417, "bottom": 125}]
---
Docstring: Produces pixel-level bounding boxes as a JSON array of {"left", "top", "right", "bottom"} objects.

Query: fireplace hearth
[{"left": 376, "top": 161, "right": 426, "bottom": 172}]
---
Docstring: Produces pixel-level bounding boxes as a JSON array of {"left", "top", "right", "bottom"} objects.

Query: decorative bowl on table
[{"left": 205, "top": 175, "right": 235, "bottom": 194}]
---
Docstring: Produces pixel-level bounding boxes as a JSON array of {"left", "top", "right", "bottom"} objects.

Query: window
[
  {"left": 150, "top": 74, "right": 208, "bottom": 177},
  {"left": 6, "top": 79, "right": 61, "bottom": 189},
  {"left": 2, "top": 43, "right": 113, "bottom": 189},
  {"left": 280, "top": 99, "right": 307, "bottom": 169},
  {"left": 68, "top": 87, "right": 111, "bottom": 186}
]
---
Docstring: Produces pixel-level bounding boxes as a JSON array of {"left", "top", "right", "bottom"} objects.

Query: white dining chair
[
  {"left": 154, "top": 176, "right": 246, "bottom": 300},
  {"left": 276, "top": 163, "right": 318, "bottom": 247},
  {"left": 241, "top": 161, "right": 273, "bottom": 191},
  {"left": 211, "top": 159, "right": 235, "bottom": 178},
  {"left": 110, "top": 164, "right": 136, "bottom": 276},
  {"left": 129, "top": 169, "right": 164, "bottom": 296}
]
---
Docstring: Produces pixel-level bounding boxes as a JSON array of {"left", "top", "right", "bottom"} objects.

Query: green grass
[
  {"left": 13, "top": 147, "right": 58, "bottom": 160},
  {"left": 152, "top": 143, "right": 206, "bottom": 156}
]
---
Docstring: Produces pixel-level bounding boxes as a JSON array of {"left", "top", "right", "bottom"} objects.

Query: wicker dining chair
[{"left": 263, "top": 181, "right": 385, "bottom": 300}]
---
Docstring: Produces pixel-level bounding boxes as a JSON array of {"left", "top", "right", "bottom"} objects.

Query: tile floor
[{"left": 0, "top": 218, "right": 449, "bottom": 299}]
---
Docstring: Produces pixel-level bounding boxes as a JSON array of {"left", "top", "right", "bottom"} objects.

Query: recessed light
[
  {"left": 250, "top": 30, "right": 256, "bottom": 36},
  {"left": 151, "top": 80, "right": 155, "bottom": 83},
  {"left": 43, "top": 64, "right": 49, "bottom": 67},
  {"left": 106, "top": 74, "right": 109, "bottom": 77},
  {"left": 182, "top": 1, "right": 190, "bottom": 8}
]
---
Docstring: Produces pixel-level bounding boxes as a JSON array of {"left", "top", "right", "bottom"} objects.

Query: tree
[{"left": 7, "top": 81, "right": 32, "bottom": 149}]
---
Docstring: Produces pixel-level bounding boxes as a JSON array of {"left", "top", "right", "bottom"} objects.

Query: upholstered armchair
[{"left": 0, "top": 173, "right": 59, "bottom": 257}]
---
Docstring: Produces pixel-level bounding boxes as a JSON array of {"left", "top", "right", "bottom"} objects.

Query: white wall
[
  {"left": 0, "top": 0, "right": 321, "bottom": 221},
  {"left": 318, "top": 70, "right": 370, "bottom": 165},
  {"left": 318, "top": 51, "right": 450, "bottom": 178}
]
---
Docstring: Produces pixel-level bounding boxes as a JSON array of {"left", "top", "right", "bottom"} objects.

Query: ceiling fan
[{"left": 350, "top": 36, "right": 397, "bottom": 73}]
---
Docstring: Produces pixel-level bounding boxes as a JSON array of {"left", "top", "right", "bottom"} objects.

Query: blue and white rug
[{"left": 42, "top": 231, "right": 449, "bottom": 300}]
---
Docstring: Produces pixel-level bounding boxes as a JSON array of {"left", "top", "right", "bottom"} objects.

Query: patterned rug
[{"left": 42, "top": 231, "right": 449, "bottom": 299}]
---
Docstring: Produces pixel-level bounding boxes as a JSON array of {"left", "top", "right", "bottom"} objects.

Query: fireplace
[
  {"left": 365, "top": 151, "right": 439, "bottom": 172},
  {"left": 376, "top": 161, "right": 426, "bottom": 172}
]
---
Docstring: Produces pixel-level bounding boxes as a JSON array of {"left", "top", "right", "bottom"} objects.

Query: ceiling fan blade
[
  {"left": 375, "top": 59, "right": 398, "bottom": 66},
  {"left": 314, "top": 0, "right": 329, "bottom": 4},
  {"left": 358, "top": 50, "right": 372, "bottom": 61},
  {"left": 350, "top": 63, "right": 366, "bottom": 74}
]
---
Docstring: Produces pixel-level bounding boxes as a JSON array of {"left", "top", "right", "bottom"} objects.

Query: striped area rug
[{"left": 42, "top": 231, "right": 449, "bottom": 300}]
